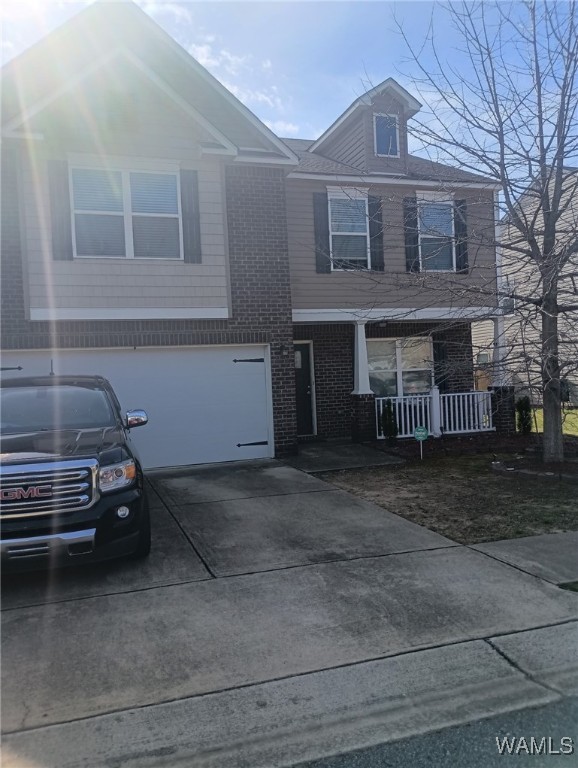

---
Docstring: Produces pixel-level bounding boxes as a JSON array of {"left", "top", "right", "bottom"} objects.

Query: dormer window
[{"left": 374, "top": 114, "right": 399, "bottom": 157}]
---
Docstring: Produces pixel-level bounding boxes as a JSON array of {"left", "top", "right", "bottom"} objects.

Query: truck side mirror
[{"left": 126, "top": 410, "right": 148, "bottom": 429}]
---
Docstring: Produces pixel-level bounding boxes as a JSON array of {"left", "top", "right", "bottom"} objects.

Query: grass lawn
[
  {"left": 323, "top": 454, "right": 578, "bottom": 545},
  {"left": 532, "top": 408, "right": 578, "bottom": 436}
]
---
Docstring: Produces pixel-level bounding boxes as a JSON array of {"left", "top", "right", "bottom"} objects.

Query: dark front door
[{"left": 294, "top": 342, "right": 314, "bottom": 435}]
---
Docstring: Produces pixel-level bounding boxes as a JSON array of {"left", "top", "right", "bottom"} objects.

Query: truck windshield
[{"left": 0, "top": 385, "right": 117, "bottom": 434}]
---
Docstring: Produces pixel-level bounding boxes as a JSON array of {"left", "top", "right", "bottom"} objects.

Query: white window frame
[
  {"left": 416, "top": 191, "right": 456, "bottom": 273},
  {"left": 327, "top": 186, "right": 371, "bottom": 271},
  {"left": 69, "top": 159, "right": 184, "bottom": 261},
  {"left": 373, "top": 113, "right": 400, "bottom": 159},
  {"left": 367, "top": 337, "right": 434, "bottom": 397}
]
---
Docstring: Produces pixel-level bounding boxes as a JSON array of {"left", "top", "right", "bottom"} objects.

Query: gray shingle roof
[{"left": 281, "top": 137, "right": 494, "bottom": 184}]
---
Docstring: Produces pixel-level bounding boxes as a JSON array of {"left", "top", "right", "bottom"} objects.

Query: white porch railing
[
  {"left": 440, "top": 391, "right": 493, "bottom": 434},
  {"left": 376, "top": 395, "right": 432, "bottom": 438},
  {"left": 376, "top": 388, "right": 494, "bottom": 439}
]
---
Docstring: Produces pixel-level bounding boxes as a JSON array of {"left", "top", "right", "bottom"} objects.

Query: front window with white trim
[
  {"left": 418, "top": 196, "right": 455, "bottom": 271},
  {"left": 328, "top": 188, "right": 370, "bottom": 270},
  {"left": 367, "top": 338, "right": 434, "bottom": 397},
  {"left": 71, "top": 166, "right": 182, "bottom": 259}
]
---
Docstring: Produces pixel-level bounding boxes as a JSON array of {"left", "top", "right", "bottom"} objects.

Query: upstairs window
[
  {"left": 71, "top": 167, "right": 182, "bottom": 259},
  {"left": 374, "top": 114, "right": 399, "bottom": 157},
  {"left": 418, "top": 200, "right": 455, "bottom": 271},
  {"left": 328, "top": 190, "right": 370, "bottom": 269},
  {"left": 404, "top": 195, "right": 469, "bottom": 274}
]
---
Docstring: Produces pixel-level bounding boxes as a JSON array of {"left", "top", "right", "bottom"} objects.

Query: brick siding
[
  {"left": 293, "top": 323, "right": 354, "bottom": 439},
  {"left": 1, "top": 146, "right": 297, "bottom": 455}
]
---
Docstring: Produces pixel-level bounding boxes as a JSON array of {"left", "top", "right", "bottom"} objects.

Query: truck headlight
[{"left": 99, "top": 460, "right": 136, "bottom": 493}]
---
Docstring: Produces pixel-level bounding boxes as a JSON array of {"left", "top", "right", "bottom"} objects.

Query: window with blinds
[
  {"left": 418, "top": 201, "right": 455, "bottom": 271},
  {"left": 328, "top": 192, "right": 370, "bottom": 269},
  {"left": 71, "top": 167, "right": 182, "bottom": 259}
]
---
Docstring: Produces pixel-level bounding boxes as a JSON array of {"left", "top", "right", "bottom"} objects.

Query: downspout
[{"left": 492, "top": 190, "right": 507, "bottom": 387}]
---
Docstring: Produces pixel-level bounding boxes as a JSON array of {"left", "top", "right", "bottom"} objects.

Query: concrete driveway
[{"left": 3, "top": 459, "right": 578, "bottom": 768}]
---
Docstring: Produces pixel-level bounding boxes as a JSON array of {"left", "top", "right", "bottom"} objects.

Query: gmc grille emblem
[{"left": 0, "top": 485, "right": 53, "bottom": 501}]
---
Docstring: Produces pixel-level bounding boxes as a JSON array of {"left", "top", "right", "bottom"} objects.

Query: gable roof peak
[{"left": 309, "top": 77, "right": 422, "bottom": 154}]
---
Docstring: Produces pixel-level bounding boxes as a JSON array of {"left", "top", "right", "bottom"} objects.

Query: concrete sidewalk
[{"left": 473, "top": 531, "right": 578, "bottom": 585}]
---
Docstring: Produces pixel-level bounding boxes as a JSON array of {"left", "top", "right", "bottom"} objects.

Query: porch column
[
  {"left": 351, "top": 321, "right": 372, "bottom": 395},
  {"left": 351, "top": 320, "right": 376, "bottom": 442}
]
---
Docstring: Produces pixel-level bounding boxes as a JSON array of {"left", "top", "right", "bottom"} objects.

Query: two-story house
[{"left": 1, "top": 1, "right": 503, "bottom": 469}]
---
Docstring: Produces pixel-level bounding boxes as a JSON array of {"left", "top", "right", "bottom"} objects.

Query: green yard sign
[
  {"left": 414, "top": 426, "right": 428, "bottom": 441},
  {"left": 414, "top": 425, "right": 428, "bottom": 460}
]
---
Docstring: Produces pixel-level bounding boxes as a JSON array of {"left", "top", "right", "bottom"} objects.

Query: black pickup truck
[{"left": 0, "top": 375, "right": 150, "bottom": 569}]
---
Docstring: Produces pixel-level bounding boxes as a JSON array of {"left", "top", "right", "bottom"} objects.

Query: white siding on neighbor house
[
  {"left": 472, "top": 182, "right": 578, "bottom": 402},
  {"left": 20, "top": 65, "right": 231, "bottom": 318}
]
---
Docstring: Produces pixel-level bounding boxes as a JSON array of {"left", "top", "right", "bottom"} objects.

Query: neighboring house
[
  {"left": 0, "top": 1, "right": 502, "bottom": 469},
  {"left": 473, "top": 170, "right": 578, "bottom": 407}
]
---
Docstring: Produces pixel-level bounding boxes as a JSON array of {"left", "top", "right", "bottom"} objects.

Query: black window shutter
[
  {"left": 48, "top": 159, "right": 73, "bottom": 261},
  {"left": 403, "top": 197, "right": 420, "bottom": 273},
  {"left": 313, "top": 192, "right": 331, "bottom": 273},
  {"left": 181, "top": 169, "right": 201, "bottom": 263},
  {"left": 454, "top": 199, "right": 469, "bottom": 273},
  {"left": 433, "top": 338, "right": 449, "bottom": 393},
  {"left": 368, "top": 195, "right": 384, "bottom": 272}
]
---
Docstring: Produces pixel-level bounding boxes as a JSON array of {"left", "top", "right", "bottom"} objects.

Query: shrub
[
  {"left": 516, "top": 396, "right": 532, "bottom": 434},
  {"left": 381, "top": 399, "right": 398, "bottom": 443}
]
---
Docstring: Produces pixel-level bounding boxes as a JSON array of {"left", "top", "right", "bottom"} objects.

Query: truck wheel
[{"left": 130, "top": 503, "right": 151, "bottom": 559}]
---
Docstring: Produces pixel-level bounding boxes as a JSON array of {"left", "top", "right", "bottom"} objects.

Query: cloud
[
  {"left": 265, "top": 119, "right": 300, "bottom": 136},
  {"left": 222, "top": 80, "right": 283, "bottom": 111},
  {"left": 262, "top": 59, "right": 272, "bottom": 71},
  {"left": 139, "top": 2, "right": 192, "bottom": 25},
  {"left": 189, "top": 43, "right": 220, "bottom": 69},
  {"left": 188, "top": 40, "right": 251, "bottom": 77}
]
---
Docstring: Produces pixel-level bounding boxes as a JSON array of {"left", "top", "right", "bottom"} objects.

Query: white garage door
[{"left": 1, "top": 346, "right": 274, "bottom": 469}]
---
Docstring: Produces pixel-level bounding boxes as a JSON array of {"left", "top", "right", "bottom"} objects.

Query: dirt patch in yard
[{"left": 321, "top": 454, "right": 578, "bottom": 545}]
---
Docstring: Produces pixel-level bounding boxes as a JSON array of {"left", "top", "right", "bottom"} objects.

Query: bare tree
[{"left": 395, "top": 0, "right": 578, "bottom": 462}]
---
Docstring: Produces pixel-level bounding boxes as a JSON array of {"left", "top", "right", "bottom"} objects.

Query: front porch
[
  {"left": 375, "top": 389, "right": 494, "bottom": 439},
  {"left": 292, "top": 316, "right": 514, "bottom": 442}
]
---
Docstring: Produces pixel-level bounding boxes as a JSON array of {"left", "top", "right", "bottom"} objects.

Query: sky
[{"left": 0, "top": 0, "right": 470, "bottom": 141}]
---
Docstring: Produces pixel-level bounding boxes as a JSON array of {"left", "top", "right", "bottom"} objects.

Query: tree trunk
[{"left": 541, "top": 288, "right": 564, "bottom": 463}]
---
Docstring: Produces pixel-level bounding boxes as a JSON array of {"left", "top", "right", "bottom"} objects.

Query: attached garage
[{"left": 1, "top": 346, "right": 274, "bottom": 469}]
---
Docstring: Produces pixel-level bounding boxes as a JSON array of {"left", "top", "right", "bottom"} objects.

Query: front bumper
[{"left": 1, "top": 487, "right": 146, "bottom": 569}]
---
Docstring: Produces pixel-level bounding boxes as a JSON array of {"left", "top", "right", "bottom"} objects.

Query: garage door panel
[{"left": 1, "top": 347, "right": 273, "bottom": 468}]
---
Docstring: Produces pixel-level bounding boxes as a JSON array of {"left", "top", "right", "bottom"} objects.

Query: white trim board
[
  {"left": 29, "top": 308, "right": 230, "bottom": 321},
  {"left": 292, "top": 307, "right": 498, "bottom": 323},
  {"left": 287, "top": 172, "right": 501, "bottom": 191}
]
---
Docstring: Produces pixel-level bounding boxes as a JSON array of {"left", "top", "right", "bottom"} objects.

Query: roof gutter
[{"left": 286, "top": 171, "right": 502, "bottom": 190}]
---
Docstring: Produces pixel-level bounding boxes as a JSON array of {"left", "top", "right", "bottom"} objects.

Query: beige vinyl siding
[
  {"left": 471, "top": 320, "right": 494, "bottom": 353},
  {"left": 365, "top": 93, "right": 408, "bottom": 175},
  {"left": 287, "top": 178, "right": 498, "bottom": 310},
  {"left": 321, "top": 118, "right": 366, "bottom": 171},
  {"left": 21, "top": 70, "right": 230, "bottom": 315}
]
